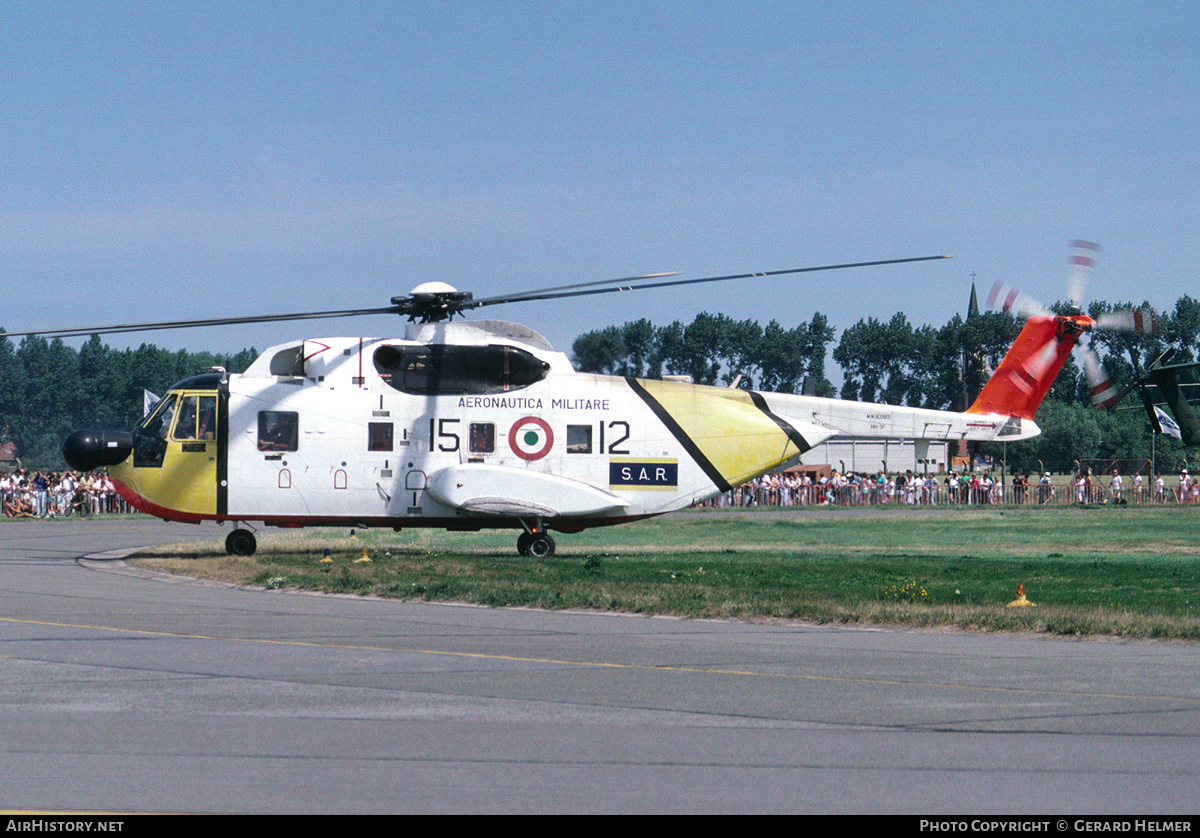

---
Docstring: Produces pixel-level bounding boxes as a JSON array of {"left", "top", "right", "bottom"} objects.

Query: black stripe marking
[
  {"left": 625, "top": 377, "right": 732, "bottom": 494},
  {"left": 748, "top": 391, "right": 812, "bottom": 454},
  {"left": 217, "top": 380, "right": 229, "bottom": 516}
]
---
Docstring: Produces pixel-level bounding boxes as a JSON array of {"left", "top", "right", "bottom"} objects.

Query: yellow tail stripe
[{"left": 627, "top": 378, "right": 806, "bottom": 491}]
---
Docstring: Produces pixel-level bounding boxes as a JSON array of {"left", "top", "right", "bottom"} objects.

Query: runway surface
[{"left": 1, "top": 519, "right": 1198, "bottom": 814}]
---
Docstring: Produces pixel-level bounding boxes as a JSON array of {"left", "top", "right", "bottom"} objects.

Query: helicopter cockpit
[{"left": 133, "top": 374, "right": 222, "bottom": 468}]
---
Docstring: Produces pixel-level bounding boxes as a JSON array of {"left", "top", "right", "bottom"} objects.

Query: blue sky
[{"left": 3, "top": 1, "right": 1198, "bottom": 359}]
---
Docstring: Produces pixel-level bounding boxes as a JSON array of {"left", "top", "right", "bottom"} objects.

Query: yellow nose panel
[{"left": 110, "top": 443, "right": 217, "bottom": 517}]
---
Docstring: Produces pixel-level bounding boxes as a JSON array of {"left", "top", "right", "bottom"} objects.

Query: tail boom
[{"left": 754, "top": 391, "right": 1041, "bottom": 444}]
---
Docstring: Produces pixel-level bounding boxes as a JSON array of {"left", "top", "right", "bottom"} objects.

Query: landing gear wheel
[
  {"left": 516, "top": 532, "right": 533, "bottom": 556},
  {"left": 527, "top": 533, "right": 555, "bottom": 558},
  {"left": 225, "top": 529, "right": 257, "bottom": 557}
]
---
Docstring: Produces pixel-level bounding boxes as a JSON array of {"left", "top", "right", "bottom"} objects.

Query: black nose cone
[{"left": 63, "top": 430, "right": 133, "bottom": 471}]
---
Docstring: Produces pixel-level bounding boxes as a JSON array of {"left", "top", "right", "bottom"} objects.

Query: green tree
[
  {"left": 14, "top": 336, "right": 81, "bottom": 467},
  {"left": 759, "top": 315, "right": 836, "bottom": 395},
  {"left": 0, "top": 332, "right": 28, "bottom": 454},
  {"left": 0, "top": 333, "right": 258, "bottom": 469},
  {"left": 571, "top": 312, "right": 835, "bottom": 393},
  {"left": 833, "top": 313, "right": 928, "bottom": 405},
  {"left": 999, "top": 400, "right": 1102, "bottom": 473},
  {"left": 572, "top": 321, "right": 658, "bottom": 377}
]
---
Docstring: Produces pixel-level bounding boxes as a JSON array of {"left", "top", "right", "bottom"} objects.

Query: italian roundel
[{"left": 508, "top": 416, "right": 554, "bottom": 461}]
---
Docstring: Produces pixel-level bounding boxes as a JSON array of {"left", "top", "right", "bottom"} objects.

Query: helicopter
[
  {"left": 1099, "top": 348, "right": 1200, "bottom": 446},
  {"left": 12, "top": 253, "right": 1139, "bottom": 558}
]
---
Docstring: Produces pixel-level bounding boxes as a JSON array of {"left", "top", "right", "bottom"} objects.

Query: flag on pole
[{"left": 1155, "top": 406, "right": 1183, "bottom": 440}]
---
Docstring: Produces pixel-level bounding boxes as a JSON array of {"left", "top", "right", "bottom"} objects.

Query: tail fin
[{"left": 966, "top": 315, "right": 1083, "bottom": 420}]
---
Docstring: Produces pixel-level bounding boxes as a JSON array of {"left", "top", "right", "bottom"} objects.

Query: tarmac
[{"left": 1, "top": 518, "right": 1198, "bottom": 814}]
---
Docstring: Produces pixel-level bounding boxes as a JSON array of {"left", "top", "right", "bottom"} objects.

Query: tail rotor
[{"left": 983, "top": 241, "right": 1158, "bottom": 415}]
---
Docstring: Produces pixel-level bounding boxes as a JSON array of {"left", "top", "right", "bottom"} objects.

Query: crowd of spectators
[
  {"left": 1, "top": 469, "right": 131, "bottom": 518},
  {"left": 5, "top": 464, "right": 1198, "bottom": 520},
  {"left": 705, "top": 467, "right": 1200, "bottom": 508}
]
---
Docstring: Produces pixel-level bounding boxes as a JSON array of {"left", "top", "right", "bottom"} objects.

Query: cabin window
[
  {"left": 567, "top": 425, "right": 592, "bottom": 453},
  {"left": 468, "top": 422, "right": 495, "bottom": 453},
  {"left": 258, "top": 411, "right": 299, "bottom": 451},
  {"left": 368, "top": 422, "right": 393, "bottom": 451},
  {"left": 372, "top": 344, "right": 550, "bottom": 395}
]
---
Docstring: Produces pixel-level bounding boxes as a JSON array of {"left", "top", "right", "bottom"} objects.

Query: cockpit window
[
  {"left": 138, "top": 394, "right": 178, "bottom": 438},
  {"left": 133, "top": 393, "right": 177, "bottom": 468},
  {"left": 172, "top": 395, "right": 217, "bottom": 441},
  {"left": 373, "top": 344, "right": 549, "bottom": 395}
]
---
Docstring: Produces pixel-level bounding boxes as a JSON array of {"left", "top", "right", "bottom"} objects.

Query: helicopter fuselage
[{"left": 70, "top": 319, "right": 1039, "bottom": 554}]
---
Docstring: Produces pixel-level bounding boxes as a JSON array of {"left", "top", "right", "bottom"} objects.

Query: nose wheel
[{"left": 225, "top": 528, "right": 257, "bottom": 556}]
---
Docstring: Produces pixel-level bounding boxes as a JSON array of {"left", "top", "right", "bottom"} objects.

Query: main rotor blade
[
  {"left": 468, "top": 271, "right": 682, "bottom": 306},
  {"left": 2, "top": 306, "right": 402, "bottom": 340},
  {"left": 7, "top": 254, "right": 950, "bottom": 339},
  {"left": 470, "top": 255, "right": 951, "bottom": 309}
]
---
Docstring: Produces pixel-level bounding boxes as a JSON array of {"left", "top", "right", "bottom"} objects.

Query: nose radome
[{"left": 63, "top": 430, "right": 133, "bottom": 471}]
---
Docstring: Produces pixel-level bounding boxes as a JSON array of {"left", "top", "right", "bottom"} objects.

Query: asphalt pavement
[{"left": 1, "top": 518, "right": 1198, "bottom": 814}]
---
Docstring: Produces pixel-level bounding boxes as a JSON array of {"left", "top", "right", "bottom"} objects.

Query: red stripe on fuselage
[{"left": 109, "top": 477, "right": 658, "bottom": 532}]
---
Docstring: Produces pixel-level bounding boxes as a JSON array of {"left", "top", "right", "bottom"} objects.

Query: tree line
[
  {"left": 4, "top": 295, "right": 1199, "bottom": 474},
  {"left": 571, "top": 296, "right": 1200, "bottom": 474}
]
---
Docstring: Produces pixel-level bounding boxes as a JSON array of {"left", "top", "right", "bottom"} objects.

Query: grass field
[{"left": 126, "top": 505, "right": 1200, "bottom": 639}]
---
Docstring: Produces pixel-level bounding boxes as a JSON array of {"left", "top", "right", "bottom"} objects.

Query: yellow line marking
[{"left": 0, "top": 615, "right": 1187, "bottom": 702}]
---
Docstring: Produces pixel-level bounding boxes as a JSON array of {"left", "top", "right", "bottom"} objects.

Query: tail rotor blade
[
  {"left": 1067, "top": 240, "right": 1100, "bottom": 311},
  {"left": 1095, "top": 306, "right": 1160, "bottom": 334},
  {"left": 987, "top": 281, "right": 1053, "bottom": 319},
  {"left": 1027, "top": 333, "right": 1065, "bottom": 381},
  {"left": 1083, "top": 348, "right": 1122, "bottom": 409}
]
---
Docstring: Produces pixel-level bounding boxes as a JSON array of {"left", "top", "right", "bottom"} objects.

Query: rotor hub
[{"left": 393, "top": 283, "right": 475, "bottom": 322}]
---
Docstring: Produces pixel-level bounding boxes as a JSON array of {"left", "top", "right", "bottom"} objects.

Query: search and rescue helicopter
[{"left": 12, "top": 253, "right": 1151, "bottom": 558}]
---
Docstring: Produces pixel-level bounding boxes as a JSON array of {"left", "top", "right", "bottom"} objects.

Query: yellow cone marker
[
  {"left": 354, "top": 546, "right": 372, "bottom": 564},
  {"left": 319, "top": 547, "right": 333, "bottom": 564},
  {"left": 1006, "top": 582, "right": 1036, "bottom": 608}
]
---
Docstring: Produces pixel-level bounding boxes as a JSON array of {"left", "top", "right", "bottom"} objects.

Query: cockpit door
[
  {"left": 162, "top": 392, "right": 221, "bottom": 515},
  {"left": 127, "top": 389, "right": 225, "bottom": 517}
]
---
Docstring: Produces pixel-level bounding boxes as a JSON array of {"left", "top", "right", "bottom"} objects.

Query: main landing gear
[
  {"left": 225, "top": 527, "right": 257, "bottom": 556},
  {"left": 516, "top": 518, "right": 555, "bottom": 557}
]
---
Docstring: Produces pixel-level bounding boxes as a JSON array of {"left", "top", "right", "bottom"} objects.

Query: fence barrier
[{"left": 696, "top": 480, "right": 1200, "bottom": 509}]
